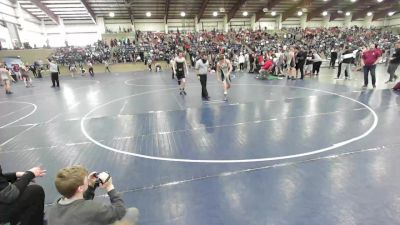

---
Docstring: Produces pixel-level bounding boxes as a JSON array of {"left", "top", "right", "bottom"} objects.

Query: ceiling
[{"left": 15, "top": 0, "right": 400, "bottom": 25}]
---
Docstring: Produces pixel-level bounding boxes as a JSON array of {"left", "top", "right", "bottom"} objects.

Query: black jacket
[
  {"left": 342, "top": 50, "right": 354, "bottom": 64},
  {"left": 296, "top": 51, "right": 307, "bottom": 64},
  {"left": 0, "top": 165, "right": 35, "bottom": 205},
  {"left": 390, "top": 48, "right": 400, "bottom": 64},
  {"left": 331, "top": 51, "right": 338, "bottom": 59}
]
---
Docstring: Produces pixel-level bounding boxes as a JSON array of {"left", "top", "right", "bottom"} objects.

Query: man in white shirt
[
  {"left": 195, "top": 53, "right": 210, "bottom": 100},
  {"left": 48, "top": 58, "right": 60, "bottom": 87},
  {"left": 239, "top": 53, "right": 245, "bottom": 71}
]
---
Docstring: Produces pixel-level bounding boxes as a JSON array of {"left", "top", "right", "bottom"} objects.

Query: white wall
[
  {"left": 167, "top": 18, "right": 195, "bottom": 32},
  {"left": 45, "top": 23, "right": 99, "bottom": 47},
  {"left": 307, "top": 19, "right": 323, "bottom": 28},
  {"left": 0, "top": 24, "right": 13, "bottom": 49},
  {"left": 0, "top": 0, "right": 45, "bottom": 48},
  {"left": 19, "top": 13, "right": 44, "bottom": 48},
  {"left": 198, "top": 18, "right": 224, "bottom": 31},
  {"left": 0, "top": 0, "right": 18, "bottom": 24},
  {"left": 255, "top": 18, "right": 276, "bottom": 30},
  {"left": 282, "top": 18, "right": 301, "bottom": 28},
  {"left": 105, "top": 19, "right": 132, "bottom": 32},
  {"left": 388, "top": 15, "right": 400, "bottom": 27},
  {"left": 135, "top": 19, "right": 164, "bottom": 32},
  {"left": 229, "top": 18, "right": 251, "bottom": 30}
]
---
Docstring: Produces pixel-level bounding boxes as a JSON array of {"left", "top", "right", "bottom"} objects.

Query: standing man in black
[
  {"left": 330, "top": 48, "right": 338, "bottom": 69},
  {"left": 295, "top": 46, "right": 307, "bottom": 80},
  {"left": 249, "top": 53, "right": 255, "bottom": 73},
  {"left": 386, "top": 41, "right": 400, "bottom": 83},
  {"left": 48, "top": 58, "right": 60, "bottom": 87},
  {"left": 195, "top": 53, "right": 210, "bottom": 100}
]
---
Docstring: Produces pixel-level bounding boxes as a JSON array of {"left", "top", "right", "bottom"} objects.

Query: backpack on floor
[{"left": 393, "top": 82, "right": 400, "bottom": 91}]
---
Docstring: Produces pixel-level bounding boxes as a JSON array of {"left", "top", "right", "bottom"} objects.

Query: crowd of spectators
[{"left": 50, "top": 26, "right": 398, "bottom": 75}]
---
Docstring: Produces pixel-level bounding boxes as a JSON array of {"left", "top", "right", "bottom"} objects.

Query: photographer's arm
[
  {"left": 84, "top": 172, "right": 98, "bottom": 200},
  {"left": 83, "top": 186, "right": 96, "bottom": 200},
  {"left": 93, "top": 178, "right": 127, "bottom": 224}
]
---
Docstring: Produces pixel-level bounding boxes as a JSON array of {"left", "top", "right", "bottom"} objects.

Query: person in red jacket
[
  {"left": 362, "top": 44, "right": 382, "bottom": 88},
  {"left": 259, "top": 58, "right": 274, "bottom": 79}
]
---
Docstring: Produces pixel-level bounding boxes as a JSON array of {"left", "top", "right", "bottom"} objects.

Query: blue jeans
[{"left": 363, "top": 65, "right": 376, "bottom": 86}]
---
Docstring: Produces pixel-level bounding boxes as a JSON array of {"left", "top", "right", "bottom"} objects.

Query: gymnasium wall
[
  {"left": 45, "top": 23, "right": 99, "bottom": 47},
  {"left": 388, "top": 14, "right": 400, "bottom": 27}
]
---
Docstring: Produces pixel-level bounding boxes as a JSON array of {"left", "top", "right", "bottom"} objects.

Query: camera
[{"left": 93, "top": 172, "right": 111, "bottom": 187}]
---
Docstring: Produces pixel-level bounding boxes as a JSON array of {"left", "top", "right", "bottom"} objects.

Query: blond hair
[{"left": 55, "top": 165, "right": 88, "bottom": 198}]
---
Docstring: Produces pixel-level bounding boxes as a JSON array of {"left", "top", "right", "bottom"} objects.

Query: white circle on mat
[
  {"left": 0, "top": 101, "right": 37, "bottom": 128},
  {"left": 81, "top": 84, "right": 378, "bottom": 163}
]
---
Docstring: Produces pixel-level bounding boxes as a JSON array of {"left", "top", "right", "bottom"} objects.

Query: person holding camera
[
  {"left": 47, "top": 165, "right": 139, "bottom": 225},
  {"left": 0, "top": 165, "right": 46, "bottom": 225}
]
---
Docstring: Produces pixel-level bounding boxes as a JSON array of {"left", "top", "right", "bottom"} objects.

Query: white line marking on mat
[
  {"left": 0, "top": 101, "right": 37, "bottom": 128},
  {"left": 80, "top": 84, "right": 379, "bottom": 163}
]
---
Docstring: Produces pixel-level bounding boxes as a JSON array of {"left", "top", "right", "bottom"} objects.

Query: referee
[{"left": 48, "top": 58, "right": 60, "bottom": 87}]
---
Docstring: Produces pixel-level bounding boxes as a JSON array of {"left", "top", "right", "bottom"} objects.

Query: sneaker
[
  {"left": 373, "top": 85, "right": 376, "bottom": 88},
  {"left": 182, "top": 90, "right": 187, "bottom": 95},
  {"left": 385, "top": 80, "right": 393, "bottom": 83},
  {"left": 362, "top": 85, "right": 367, "bottom": 89},
  {"left": 179, "top": 91, "right": 183, "bottom": 95},
  {"left": 224, "top": 94, "right": 228, "bottom": 101}
]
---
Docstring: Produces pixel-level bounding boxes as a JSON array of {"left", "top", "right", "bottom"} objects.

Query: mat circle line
[
  {"left": 80, "top": 83, "right": 378, "bottom": 163},
  {"left": 0, "top": 101, "right": 38, "bottom": 128}
]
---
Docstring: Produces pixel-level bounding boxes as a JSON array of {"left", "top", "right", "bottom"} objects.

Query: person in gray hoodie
[{"left": 46, "top": 165, "right": 139, "bottom": 225}]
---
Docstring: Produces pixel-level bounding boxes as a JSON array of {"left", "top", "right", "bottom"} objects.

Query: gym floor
[{"left": 0, "top": 65, "right": 399, "bottom": 225}]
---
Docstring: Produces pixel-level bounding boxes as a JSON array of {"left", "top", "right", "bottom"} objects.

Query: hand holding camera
[{"left": 93, "top": 172, "right": 114, "bottom": 192}]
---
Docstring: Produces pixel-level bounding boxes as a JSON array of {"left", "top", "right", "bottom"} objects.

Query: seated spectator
[
  {"left": 0, "top": 165, "right": 46, "bottom": 225},
  {"left": 258, "top": 58, "right": 275, "bottom": 79},
  {"left": 47, "top": 165, "right": 139, "bottom": 225}
]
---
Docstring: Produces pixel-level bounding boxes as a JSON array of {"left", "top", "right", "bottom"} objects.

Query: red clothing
[
  {"left": 262, "top": 60, "right": 273, "bottom": 70},
  {"left": 258, "top": 55, "right": 264, "bottom": 64},
  {"left": 375, "top": 48, "right": 383, "bottom": 57},
  {"left": 362, "top": 50, "right": 380, "bottom": 66},
  {"left": 12, "top": 64, "right": 20, "bottom": 72}
]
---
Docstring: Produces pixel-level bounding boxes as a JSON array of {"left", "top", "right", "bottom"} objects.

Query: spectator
[
  {"left": 386, "top": 41, "right": 400, "bottom": 83},
  {"left": 330, "top": 48, "right": 338, "bottom": 69},
  {"left": 238, "top": 53, "right": 245, "bottom": 71},
  {"left": 0, "top": 63, "right": 15, "bottom": 94},
  {"left": 339, "top": 46, "right": 354, "bottom": 80},
  {"left": 0, "top": 165, "right": 46, "bottom": 225},
  {"left": 362, "top": 43, "right": 381, "bottom": 88},
  {"left": 311, "top": 49, "right": 323, "bottom": 77},
  {"left": 47, "top": 165, "right": 139, "bottom": 225},
  {"left": 12, "top": 64, "right": 21, "bottom": 81}
]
